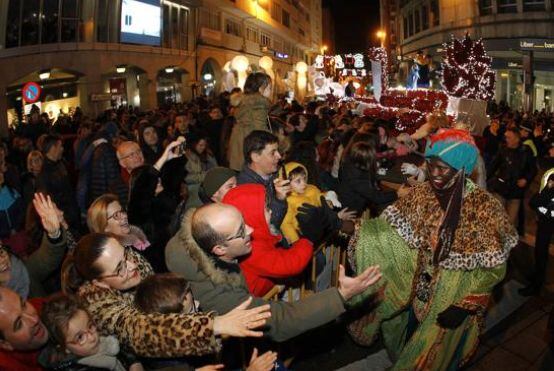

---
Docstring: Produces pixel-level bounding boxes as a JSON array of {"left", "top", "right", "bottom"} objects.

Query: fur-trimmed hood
[{"left": 170, "top": 208, "right": 243, "bottom": 287}]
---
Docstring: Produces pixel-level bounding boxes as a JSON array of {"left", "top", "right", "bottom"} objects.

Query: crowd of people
[{"left": 0, "top": 71, "right": 553, "bottom": 370}]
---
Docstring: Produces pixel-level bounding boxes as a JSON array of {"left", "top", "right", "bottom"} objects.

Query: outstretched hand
[
  {"left": 213, "top": 297, "right": 271, "bottom": 338},
  {"left": 246, "top": 348, "right": 278, "bottom": 371},
  {"left": 32, "top": 193, "right": 61, "bottom": 237},
  {"left": 338, "top": 264, "right": 382, "bottom": 301}
]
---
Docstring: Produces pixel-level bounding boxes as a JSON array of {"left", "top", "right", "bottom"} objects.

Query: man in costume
[{"left": 348, "top": 128, "right": 518, "bottom": 370}]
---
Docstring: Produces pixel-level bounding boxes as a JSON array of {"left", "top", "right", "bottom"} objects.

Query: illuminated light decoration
[
  {"left": 295, "top": 61, "right": 308, "bottom": 74},
  {"left": 62, "top": 92, "right": 68, "bottom": 98},
  {"left": 368, "top": 47, "right": 389, "bottom": 91},
  {"left": 259, "top": 56, "right": 273, "bottom": 70},
  {"left": 164, "top": 66, "right": 175, "bottom": 73},
  {"left": 231, "top": 55, "right": 249, "bottom": 72},
  {"left": 203, "top": 73, "right": 213, "bottom": 81},
  {"left": 39, "top": 70, "right": 51, "bottom": 80},
  {"left": 314, "top": 55, "right": 324, "bottom": 69},
  {"left": 440, "top": 33, "right": 496, "bottom": 101},
  {"left": 353, "top": 53, "right": 365, "bottom": 68},
  {"left": 334, "top": 55, "right": 344, "bottom": 69},
  {"left": 352, "top": 70, "right": 357, "bottom": 77},
  {"left": 116, "top": 65, "right": 126, "bottom": 74},
  {"left": 275, "top": 52, "right": 289, "bottom": 59}
]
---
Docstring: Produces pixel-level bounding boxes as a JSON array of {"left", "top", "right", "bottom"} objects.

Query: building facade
[
  {"left": 0, "top": 0, "right": 321, "bottom": 136},
  {"left": 383, "top": 0, "right": 554, "bottom": 111}
]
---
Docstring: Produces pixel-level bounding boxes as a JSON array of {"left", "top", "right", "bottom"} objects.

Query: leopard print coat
[
  {"left": 381, "top": 181, "right": 518, "bottom": 270},
  {"left": 77, "top": 249, "right": 219, "bottom": 358}
]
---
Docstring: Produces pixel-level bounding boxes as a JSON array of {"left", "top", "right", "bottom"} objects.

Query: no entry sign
[{"left": 22, "top": 82, "right": 42, "bottom": 103}]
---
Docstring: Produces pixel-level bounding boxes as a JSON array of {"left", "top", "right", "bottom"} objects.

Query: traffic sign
[{"left": 22, "top": 82, "right": 42, "bottom": 103}]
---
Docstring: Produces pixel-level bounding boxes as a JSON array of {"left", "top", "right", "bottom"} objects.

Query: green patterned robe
[{"left": 348, "top": 181, "right": 518, "bottom": 370}]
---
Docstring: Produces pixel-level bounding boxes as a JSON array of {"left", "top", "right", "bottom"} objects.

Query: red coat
[
  {"left": 0, "top": 297, "right": 47, "bottom": 371},
  {"left": 223, "top": 184, "right": 313, "bottom": 297}
]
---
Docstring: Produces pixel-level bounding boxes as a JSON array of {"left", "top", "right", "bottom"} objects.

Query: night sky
[{"left": 323, "top": 0, "right": 381, "bottom": 54}]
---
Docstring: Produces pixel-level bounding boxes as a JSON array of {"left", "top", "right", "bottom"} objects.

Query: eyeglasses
[
  {"left": 225, "top": 221, "right": 246, "bottom": 242},
  {"left": 66, "top": 320, "right": 96, "bottom": 346},
  {"left": 98, "top": 249, "right": 130, "bottom": 279},
  {"left": 107, "top": 208, "right": 127, "bottom": 221}
]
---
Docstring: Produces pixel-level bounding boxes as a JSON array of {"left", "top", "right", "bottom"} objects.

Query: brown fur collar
[{"left": 177, "top": 208, "right": 243, "bottom": 287}]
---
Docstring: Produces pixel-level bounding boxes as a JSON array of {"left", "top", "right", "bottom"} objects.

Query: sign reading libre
[{"left": 22, "top": 82, "right": 42, "bottom": 103}]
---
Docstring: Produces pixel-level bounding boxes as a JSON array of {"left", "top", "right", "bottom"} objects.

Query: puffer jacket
[
  {"left": 165, "top": 209, "right": 346, "bottom": 342},
  {"left": 228, "top": 93, "right": 271, "bottom": 170},
  {"left": 222, "top": 184, "right": 313, "bottom": 297},
  {"left": 75, "top": 248, "right": 219, "bottom": 358}
]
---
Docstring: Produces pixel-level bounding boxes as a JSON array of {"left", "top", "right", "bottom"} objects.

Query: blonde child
[{"left": 280, "top": 162, "right": 354, "bottom": 244}]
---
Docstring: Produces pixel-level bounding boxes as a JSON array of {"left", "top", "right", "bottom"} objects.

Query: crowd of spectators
[{"left": 0, "top": 72, "right": 553, "bottom": 370}]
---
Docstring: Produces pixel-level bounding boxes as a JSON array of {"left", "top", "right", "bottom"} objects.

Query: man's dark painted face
[{"left": 426, "top": 157, "right": 457, "bottom": 190}]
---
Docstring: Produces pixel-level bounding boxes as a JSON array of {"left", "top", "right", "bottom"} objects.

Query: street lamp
[{"left": 376, "top": 30, "right": 386, "bottom": 48}]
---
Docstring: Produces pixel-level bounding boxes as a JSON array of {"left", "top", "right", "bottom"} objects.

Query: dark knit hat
[{"left": 200, "top": 167, "right": 236, "bottom": 201}]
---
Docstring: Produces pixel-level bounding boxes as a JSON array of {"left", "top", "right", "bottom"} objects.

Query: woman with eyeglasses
[
  {"left": 87, "top": 194, "right": 151, "bottom": 255},
  {"left": 61, "top": 233, "right": 271, "bottom": 358}
]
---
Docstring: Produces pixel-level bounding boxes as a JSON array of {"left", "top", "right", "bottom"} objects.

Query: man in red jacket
[
  {"left": 222, "top": 184, "right": 315, "bottom": 297},
  {"left": 0, "top": 286, "right": 48, "bottom": 371}
]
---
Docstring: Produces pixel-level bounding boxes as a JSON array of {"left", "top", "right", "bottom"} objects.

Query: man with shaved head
[{"left": 165, "top": 202, "right": 381, "bottom": 342}]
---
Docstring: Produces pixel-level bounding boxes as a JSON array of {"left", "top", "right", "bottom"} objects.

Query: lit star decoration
[{"left": 440, "top": 34, "right": 496, "bottom": 101}]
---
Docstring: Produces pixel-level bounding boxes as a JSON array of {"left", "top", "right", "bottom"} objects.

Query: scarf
[{"left": 432, "top": 169, "right": 465, "bottom": 266}]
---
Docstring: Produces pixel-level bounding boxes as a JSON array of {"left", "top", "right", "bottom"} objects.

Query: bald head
[
  {"left": 192, "top": 204, "right": 237, "bottom": 251},
  {"left": 192, "top": 204, "right": 252, "bottom": 260},
  {"left": 117, "top": 141, "right": 144, "bottom": 172}
]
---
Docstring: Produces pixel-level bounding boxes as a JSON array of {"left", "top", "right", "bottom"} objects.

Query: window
[
  {"left": 246, "top": 27, "right": 258, "bottom": 42},
  {"left": 523, "top": 0, "right": 545, "bottom": 11},
  {"left": 498, "top": 0, "right": 517, "bottom": 13},
  {"left": 171, "top": 5, "right": 179, "bottom": 48},
  {"left": 163, "top": 4, "right": 189, "bottom": 49},
  {"left": 96, "top": 0, "right": 110, "bottom": 42},
  {"left": 414, "top": 9, "right": 420, "bottom": 34},
  {"left": 6, "top": 0, "right": 21, "bottom": 48},
  {"left": 479, "top": 0, "right": 494, "bottom": 15},
  {"left": 282, "top": 10, "right": 290, "bottom": 27},
  {"left": 260, "top": 32, "right": 271, "bottom": 47},
  {"left": 408, "top": 12, "right": 414, "bottom": 37},
  {"left": 180, "top": 8, "right": 189, "bottom": 50},
  {"left": 298, "top": 27, "right": 305, "bottom": 37},
  {"left": 200, "top": 8, "right": 220, "bottom": 31},
  {"left": 421, "top": 6, "right": 429, "bottom": 30},
  {"left": 271, "top": 3, "right": 281, "bottom": 22},
  {"left": 21, "top": 0, "right": 40, "bottom": 46},
  {"left": 60, "top": 0, "right": 79, "bottom": 42},
  {"left": 42, "top": 0, "right": 59, "bottom": 44},
  {"left": 403, "top": 16, "right": 408, "bottom": 39},
  {"left": 225, "top": 19, "right": 241, "bottom": 37},
  {"left": 163, "top": 5, "right": 171, "bottom": 47},
  {"left": 430, "top": 0, "right": 440, "bottom": 26}
]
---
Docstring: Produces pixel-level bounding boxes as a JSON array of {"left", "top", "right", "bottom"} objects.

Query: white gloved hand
[
  {"left": 401, "top": 163, "right": 420, "bottom": 176},
  {"left": 324, "top": 191, "right": 342, "bottom": 208}
]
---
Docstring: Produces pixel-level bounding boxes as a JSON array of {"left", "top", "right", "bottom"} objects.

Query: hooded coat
[
  {"left": 280, "top": 162, "right": 323, "bottom": 243},
  {"left": 222, "top": 184, "right": 313, "bottom": 297},
  {"left": 164, "top": 208, "right": 346, "bottom": 342}
]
